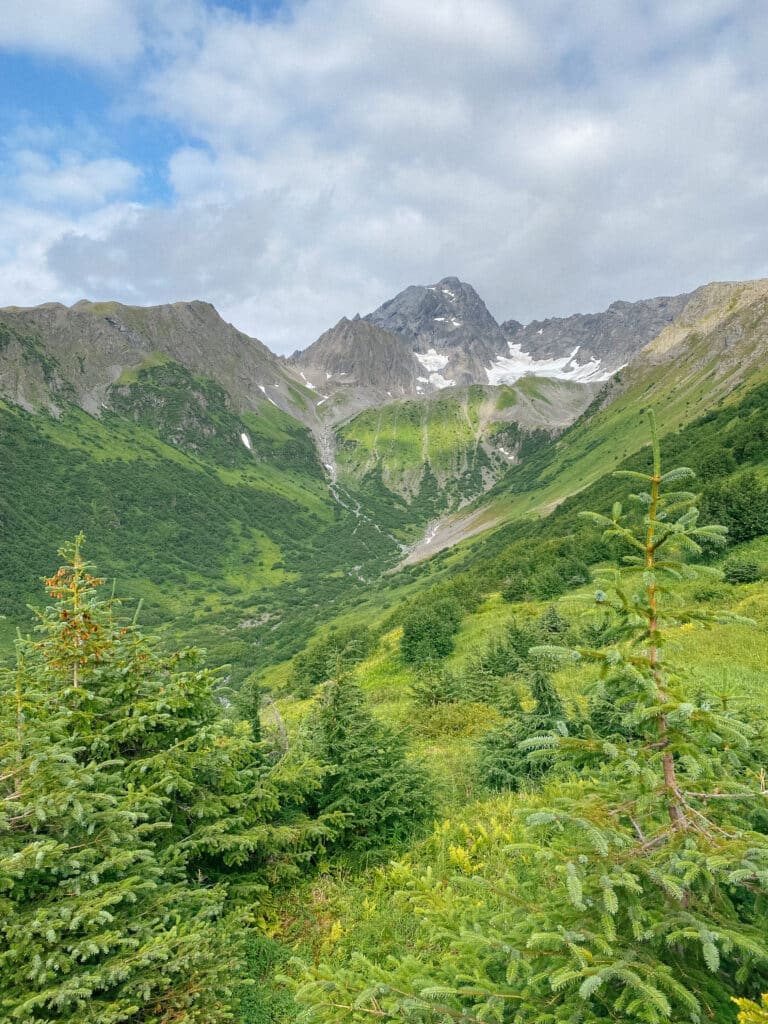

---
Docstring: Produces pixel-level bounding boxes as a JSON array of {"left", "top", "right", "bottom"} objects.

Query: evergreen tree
[
  {"left": 537, "top": 603, "right": 571, "bottom": 638},
  {"left": 1, "top": 538, "right": 332, "bottom": 1021},
  {"left": 477, "top": 668, "right": 566, "bottom": 791},
  {"left": 23, "top": 537, "right": 331, "bottom": 902},
  {"left": 409, "top": 662, "right": 463, "bottom": 708},
  {"left": 400, "top": 599, "right": 462, "bottom": 664},
  {"left": 303, "top": 674, "right": 435, "bottom": 855},
  {"left": 295, "top": 413, "right": 768, "bottom": 1023},
  {"left": 0, "top": 575, "right": 234, "bottom": 1021}
]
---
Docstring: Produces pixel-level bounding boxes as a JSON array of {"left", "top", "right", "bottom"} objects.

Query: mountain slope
[
  {"left": 2, "top": 276, "right": 767, "bottom": 679},
  {"left": 499, "top": 291, "right": 691, "bottom": 378},
  {"left": 0, "top": 298, "right": 313, "bottom": 420},
  {"left": 402, "top": 278, "right": 768, "bottom": 561},
  {"left": 291, "top": 316, "right": 422, "bottom": 424},
  {"left": 332, "top": 379, "right": 599, "bottom": 542}
]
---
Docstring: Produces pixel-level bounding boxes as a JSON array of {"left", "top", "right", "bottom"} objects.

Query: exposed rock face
[
  {"left": 500, "top": 293, "right": 692, "bottom": 376},
  {"left": 296, "top": 278, "right": 695, "bottom": 400},
  {"left": 364, "top": 276, "right": 509, "bottom": 385},
  {"left": 293, "top": 317, "right": 420, "bottom": 394}
]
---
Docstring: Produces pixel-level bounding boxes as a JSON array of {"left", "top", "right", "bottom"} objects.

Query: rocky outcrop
[
  {"left": 365, "top": 276, "right": 509, "bottom": 385},
  {"left": 501, "top": 293, "right": 692, "bottom": 374}
]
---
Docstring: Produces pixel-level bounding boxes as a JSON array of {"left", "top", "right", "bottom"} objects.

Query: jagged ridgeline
[{"left": 2, "top": 276, "right": 768, "bottom": 681}]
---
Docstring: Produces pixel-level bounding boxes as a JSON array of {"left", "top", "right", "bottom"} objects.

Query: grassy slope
[
  {"left": 334, "top": 383, "right": 571, "bottom": 540},
  {"left": 254, "top": 342, "right": 768, "bottom": 1016},
  {"left": 255, "top": 533, "right": 768, "bottom": 1023},
  {"left": 0, "top": 369, "right": 400, "bottom": 676}
]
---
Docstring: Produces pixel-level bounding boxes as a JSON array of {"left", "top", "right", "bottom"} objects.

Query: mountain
[
  {"left": 364, "top": 275, "right": 509, "bottom": 387},
  {"left": 290, "top": 316, "right": 421, "bottom": 421},
  {"left": 3, "top": 275, "right": 768, "bottom": 670},
  {"left": 294, "top": 277, "right": 695, "bottom": 405},
  {"left": 291, "top": 276, "right": 511, "bottom": 411},
  {"left": 0, "top": 298, "right": 312, "bottom": 420},
  {"left": 496, "top": 291, "right": 692, "bottom": 383},
  {"left": 405, "top": 278, "right": 768, "bottom": 561}
]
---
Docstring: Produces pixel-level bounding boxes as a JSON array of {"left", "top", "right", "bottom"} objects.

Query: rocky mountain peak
[{"left": 361, "top": 275, "right": 509, "bottom": 386}]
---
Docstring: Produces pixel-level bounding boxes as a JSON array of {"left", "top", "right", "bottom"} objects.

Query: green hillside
[
  {"left": 4, "top": 309, "right": 768, "bottom": 1022},
  {"left": 334, "top": 381, "right": 587, "bottom": 539},
  {"left": 0, "top": 362, "right": 400, "bottom": 677}
]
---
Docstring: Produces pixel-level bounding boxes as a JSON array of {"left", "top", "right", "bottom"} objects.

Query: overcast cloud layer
[{"left": 1, "top": 0, "right": 767, "bottom": 352}]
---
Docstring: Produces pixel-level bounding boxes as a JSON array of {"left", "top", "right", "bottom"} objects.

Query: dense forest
[{"left": 3, "top": 393, "right": 768, "bottom": 1022}]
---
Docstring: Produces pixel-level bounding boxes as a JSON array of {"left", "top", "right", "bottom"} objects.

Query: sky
[{"left": 1, "top": 0, "right": 767, "bottom": 354}]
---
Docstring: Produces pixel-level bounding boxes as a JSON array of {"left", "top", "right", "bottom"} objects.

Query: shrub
[
  {"left": 400, "top": 598, "right": 462, "bottom": 664},
  {"left": 723, "top": 558, "right": 762, "bottom": 584}
]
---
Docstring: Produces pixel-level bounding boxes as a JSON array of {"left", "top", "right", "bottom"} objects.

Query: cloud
[
  {"left": 15, "top": 151, "right": 142, "bottom": 207},
  {"left": 3, "top": 0, "right": 768, "bottom": 350},
  {"left": 0, "top": 0, "right": 144, "bottom": 66}
]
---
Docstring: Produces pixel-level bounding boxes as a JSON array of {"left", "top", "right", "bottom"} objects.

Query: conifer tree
[
  {"left": 295, "top": 413, "right": 768, "bottom": 1023},
  {"left": 477, "top": 667, "right": 566, "bottom": 790},
  {"left": 303, "top": 674, "right": 435, "bottom": 854},
  {"left": 22, "top": 537, "right": 331, "bottom": 901},
  {"left": 0, "top": 563, "right": 234, "bottom": 1021},
  {"left": 1, "top": 538, "right": 331, "bottom": 1021}
]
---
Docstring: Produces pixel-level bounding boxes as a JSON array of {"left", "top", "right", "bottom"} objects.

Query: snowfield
[{"left": 486, "top": 343, "right": 618, "bottom": 385}]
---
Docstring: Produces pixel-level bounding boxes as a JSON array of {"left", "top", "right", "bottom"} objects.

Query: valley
[{"left": 2, "top": 273, "right": 768, "bottom": 1024}]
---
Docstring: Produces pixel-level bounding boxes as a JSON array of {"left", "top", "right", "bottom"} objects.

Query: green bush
[
  {"left": 400, "top": 598, "right": 462, "bottom": 664},
  {"left": 723, "top": 558, "right": 763, "bottom": 584}
]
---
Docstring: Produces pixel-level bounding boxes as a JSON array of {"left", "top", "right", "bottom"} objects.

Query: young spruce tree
[
  {"left": 0, "top": 545, "right": 233, "bottom": 1022},
  {"left": 303, "top": 673, "right": 435, "bottom": 856}
]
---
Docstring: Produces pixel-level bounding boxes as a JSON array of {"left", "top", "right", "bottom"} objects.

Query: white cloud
[
  {"left": 0, "top": 0, "right": 144, "bottom": 66},
  {"left": 2, "top": 0, "right": 768, "bottom": 351},
  {"left": 15, "top": 151, "right": 141, "bottom": 206}
]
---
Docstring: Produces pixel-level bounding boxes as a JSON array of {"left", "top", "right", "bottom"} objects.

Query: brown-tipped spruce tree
[
  {"left": 0, "top": 538, "right": 330, "bottom": 1022},
  {"left": 294, "top": 413, "right": 768, "bottom": 1023}
]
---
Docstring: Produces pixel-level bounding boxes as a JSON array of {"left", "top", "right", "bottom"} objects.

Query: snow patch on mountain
[
  {"left": 415, "top": 349, "right": 449, "bottom": 372},
  {"left": 486, "top": 343, "right": 617, "bottom": 385}
]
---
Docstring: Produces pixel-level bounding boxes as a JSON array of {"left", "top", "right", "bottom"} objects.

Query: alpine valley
[
  {"left": 2, "top": 275, "right": 768, "bottom": 677},
  {"left": 3, "top": 272, "right": 768, "bottom": 1024}
]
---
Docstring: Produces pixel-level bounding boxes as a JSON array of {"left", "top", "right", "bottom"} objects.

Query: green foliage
[
  {"left": 400, "top": 598, "right": 462, "bottom": 664},
  {"left": 463, "top": 619, "right": 540, "bottom": 706},
  {"left": 238, "top": 935, "right": 296, "bottom": 1024},
  {"left": 0, "top": 543, "right": 234, "bottom": 1022},
  {"left": 701, "top": 470, "right": 768, "bottom": 545},
  {"left": 497, "top": 540, "right": 591, "bottom": 603},
  {"left": 735, "top": 993, "right": 768, "bottom": 1024},
  {"left": 293, "top": 413, "right": 768, "bottom": 1023},
  {"left": 409, "top": 662, "right": 464, "bottom": 708},
  {"left": 302, "top": 675, "right": 436, "bottom": 856},
  {"left": 538, "top": 603, "right": 571, "bottom": 637},
  {"left": 289, "top": 626, "right": 374, "bottom": 698},
  {"left": 477, "top": 668, "right": 568, "bottom": 790},
  {"left": 0, "top": 539, "right": 333, "bottom": 1022},
  {"left": 0, "top": 400, "right": 398, "bottom": 676},
  {"left": 724, "top": 558, "right": 764, "bottom": 585}
]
